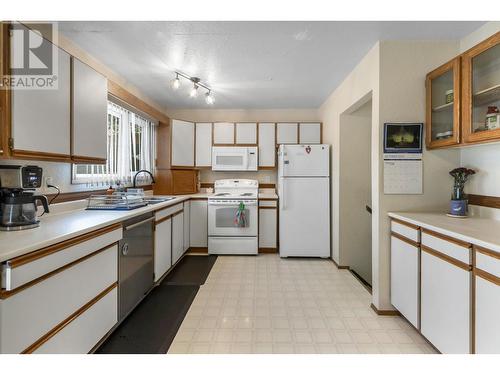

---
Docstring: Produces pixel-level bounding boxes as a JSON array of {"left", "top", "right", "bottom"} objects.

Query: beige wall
[{"left": 166, "top": 108, "right": 320, "bottom": 184}]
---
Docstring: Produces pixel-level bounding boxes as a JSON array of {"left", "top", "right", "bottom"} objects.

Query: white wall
[{"left": 166, "top": 108, "right": 320, "bottom": 185}]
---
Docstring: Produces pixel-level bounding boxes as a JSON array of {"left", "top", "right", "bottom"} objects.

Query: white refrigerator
[{"left": 278, "top": 144, "right": 330, "bottom": 258}]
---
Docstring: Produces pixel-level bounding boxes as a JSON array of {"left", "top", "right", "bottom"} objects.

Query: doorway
[{"left": 339, "top": 95, "right": 373, "bottom": 287}]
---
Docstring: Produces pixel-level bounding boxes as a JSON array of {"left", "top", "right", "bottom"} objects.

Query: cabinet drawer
[
  {"left": 421, "top": 229, "right": 470, "bottom": 264},
  {"left": 259, "top": 199, "right": 278, "bottom": 207},
  {"left": 0, "top": 245, "right": 117, "bottom": 354},
  {"left": 32, "top": 286, "right": 117, "bottom": 354},
  {"left": 155, "top": 203, "right": 184, "bottom": 221},
  {"left": 475, "top": 247, "right": 500, "bottom": 278},
  {"left": 2, "top": 225, "right": 121, "bottom": 291},
  {"left": 390, "top": 219, "right": 420, "bottom": 243}
]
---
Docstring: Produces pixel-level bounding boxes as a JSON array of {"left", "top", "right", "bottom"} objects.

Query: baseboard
[
  {"left": 370, "top": 303, "right": 399, "bottom": 316},
  {"left": 331, "top": 258, "right": 350, "bottom": 269},
  {"left": 258, "top": 248, "right": 278, "bottom": 254},
  {"left": 187, "top": 247, "right": 208, "bottom": 254}
]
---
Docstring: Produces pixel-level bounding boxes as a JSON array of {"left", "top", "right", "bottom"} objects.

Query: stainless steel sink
[{"left": 142, "top": 197, "right": 175, "bottom": 205}]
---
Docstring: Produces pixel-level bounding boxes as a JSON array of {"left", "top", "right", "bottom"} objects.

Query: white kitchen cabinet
[
  {"left": 172, "top": 212, "right": 184, "bottom": 265},
  {"left": 213, "top": 122, "right": 235, "bottom": 144},
  {"left": 475, "top": 248, "right": 500, "bottom": 354},
  {"left": 299, "top": 123, "right": 321, "bottom": 144},
  {"left": 258, "top": 122, "right": 276, "bottom": 168},
  {"left": 154, "top": 217, "right": 172, "bottom": 282},
  {"left": 171, "top": 119, "right": 195, "bottom": 167},
  {"left": 390, "top": 234, "right": 419, "bottom": 328},
  {"left": 421, "top": 249, "right": 471, "bottom": 354},
  {"left": 72, "top": 57, "right": 108, "bottom": 162},
  {"left": 183, "top": 200, "right": 190, "bottom": 252},
  {"left": 195, "top": 122, "right": 212, "bottom": 167},
  {"left": 276, "top": 123, "right": 298, "bottom": 144},
  {"left": 258, "top": 207, "right": 277, "bottom": 249},
  {"left": 190, "top": 200, "right": 208, "bottom": 248},
  {"left": 236, "top": 122, "right": 257, "bottom": 144},
  {"left": 11, "top": 43, "right": 71, "bottom": 158}
]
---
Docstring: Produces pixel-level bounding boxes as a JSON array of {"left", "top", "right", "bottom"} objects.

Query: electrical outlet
[{"left": 45, "top": 176, "right": 53, "bottom": 187}]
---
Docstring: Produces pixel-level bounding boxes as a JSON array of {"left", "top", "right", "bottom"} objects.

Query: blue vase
[{"left": 450, "top": 199, "right": 468, "bottom": 216}]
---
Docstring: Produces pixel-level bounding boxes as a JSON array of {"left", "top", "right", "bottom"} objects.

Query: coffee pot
[{"left": 0, "top": 189, "right": 49, "bottom": 231}]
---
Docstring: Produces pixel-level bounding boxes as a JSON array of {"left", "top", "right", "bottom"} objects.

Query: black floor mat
[
  {"left": 163, "top": 255, "right": 217, "bottom": 286},
  {"left": 96, "top": 284, "right": 199, "bottom": 354},
  {"left": 96, "top": 255, "right": 217, "bottom": 354}
]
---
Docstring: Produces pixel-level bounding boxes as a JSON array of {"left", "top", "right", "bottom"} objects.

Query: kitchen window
[{"left": 72, "top": 101, "right": 157, "bottom": 186}]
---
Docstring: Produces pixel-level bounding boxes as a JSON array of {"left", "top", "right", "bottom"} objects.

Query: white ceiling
[{"left": 59, "top": 21, "right": 484, "bottom": 109}]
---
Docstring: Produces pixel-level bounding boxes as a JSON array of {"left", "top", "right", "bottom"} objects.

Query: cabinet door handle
[{"left": 121, "top": 243, "right": 129, "bottom": 256}]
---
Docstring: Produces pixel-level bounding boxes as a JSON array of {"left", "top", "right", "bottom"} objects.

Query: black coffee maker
[{"left": 0, "top": 165, "right": 49, "bottom": 231}]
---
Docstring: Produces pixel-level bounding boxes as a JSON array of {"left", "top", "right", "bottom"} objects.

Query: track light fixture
[{"left": 170, "top": 71, "right": 214, "bottom": 105}]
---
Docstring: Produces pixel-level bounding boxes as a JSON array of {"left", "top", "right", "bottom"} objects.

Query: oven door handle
[{"left": 209, "top": 201, "right": 258, "bottom": 206}]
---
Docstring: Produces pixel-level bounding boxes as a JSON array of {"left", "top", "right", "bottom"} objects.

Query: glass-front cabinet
[
  {"left": 425, "top": 57, "right": 461, "bottom": 149},
  {"left": 463, "top": 32, "right": 500, "bottom": 143}
]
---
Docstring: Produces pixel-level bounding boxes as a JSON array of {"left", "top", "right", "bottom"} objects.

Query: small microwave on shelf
[{"left": 211, "top": 146, "right": 258, "bottom": 171}]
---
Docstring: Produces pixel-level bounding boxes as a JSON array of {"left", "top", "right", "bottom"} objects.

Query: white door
[
  {"left": 213, "top": 122, "right": 235, "bottom": 144},
  {"left": 258, "top": 123, "right": 276, "bottom": 168},
  {"left": 154, "top": 218, "right": 172, "bottom": 282},
  {"left": 190, "top": 200, "right": 208, "bottom": 247},
  {"left": 183, "top": 201, "right": 190, "bottom": 251},
  {"left": 299, "top": 123, "right": 321, "bottom": 144},
  {"left": 11, "top": 44, "right": 71, "bottom": 156},
  {"left": 279, "top": 177, "right": 330, "bottom": 257},
  {"left": 72, "top": 58, "right": 108, "bottom": 160},
  {"left": 171, "top": 120, "right": 195, "bottom": 167},
  {"left": 277, "top": 123, "right": 298, "bottom": 144},
  {"left": 195, "top": 123, "right": 212, "bottom": 167},
  {"left": 390, "top": 235, "right": 419, "bottom": 328},
  {"left": 172, "top": 212, "right": 184, "bottom": 265},
  {"left": 235, "top": 123, "right": 257, "bottom": 144},
  {"left": 421, "top": 250, "right": 470, "bottom": 353},
  {"left": 279, "top": 145, "right": 329, "bottom": 177}
]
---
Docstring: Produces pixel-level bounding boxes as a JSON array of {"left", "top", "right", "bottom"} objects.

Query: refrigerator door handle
[{"left": 281, "top": 180, "right": 286, "bottom": 210}]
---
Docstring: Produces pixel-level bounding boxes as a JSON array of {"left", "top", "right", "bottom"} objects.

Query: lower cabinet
[
  {"left": 390, "top": 235, "right": 419, "bottom": 328},
  {"left": 258, "top": 207, "right": 277, "bottom": 250},
  {"left": 172, "top": 211, "right": 185, "bottom": 265},
  {"left": 421, "top": 249, "right": 471, "bottom": 354},
  {"left": 190, "top": 200, "right": 208, "bottom": 248},
  {"left": 154, "top": 217, "right": 172, "bottom": 282},
  {"left": 183, "top": 201, "right": 190, "bottom": 252}
]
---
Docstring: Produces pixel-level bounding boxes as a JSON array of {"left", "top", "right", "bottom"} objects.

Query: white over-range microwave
[{"left": 211, "top": 146, "right": 258, "bottom": 171}]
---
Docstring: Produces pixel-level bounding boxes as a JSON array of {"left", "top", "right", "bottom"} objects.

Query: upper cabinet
[
  {"left": 11, "top": 44, "right": 72, "bottom": 160},
  {"left": 235, "top": 122, "right": 257, "bottom": 145},
  {"left": 425, "top": 32, "right": 500, "bottom": 149},
  {"left": 195, "top": 122, "right": 212, "bottom": 167},
  {"left": 425, "top": 57, "right": 461, "bottom": 149},
  {"left": 213, "top": 122, "right": 235, "bottom": 144},
  {"left": 299, "top": 122, "right": 322, "bottom": 144},
  {"left": 462, "top": 32, "right": 500, "bottom": 144},
  {"left": 276, "top": 122, "right": 298, "bottom": 144},
  {"left": 258, "top": 122, "right": 276, "bottom": 168},
  {"left": 72, "top": 57, "right": 108, "bottom": 163},
  {"left": 171, "top": 119, "right": 195, "bottom": 167}
]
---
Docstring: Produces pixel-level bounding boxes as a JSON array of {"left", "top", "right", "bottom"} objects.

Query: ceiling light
[
  {"left": 170, "top": 73, "right": 180, "bottom": 90},
  {"left": 205, "top": 91, "right": 214, "bottom": 105},
  {"left": 189, "top": 83, "right": 199, "bottom": 98}
]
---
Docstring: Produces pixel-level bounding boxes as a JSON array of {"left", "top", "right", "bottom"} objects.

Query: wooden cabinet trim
[
  {"left": 425, "top": 56, "right": 462, "bottom": 149},
  {"left": 10, "top": 149, "right": 72, "bottom": 163},
  {"left": 21, "top": 283, "right": 117, "bottom": 354},
  {"left": 391, "top": 218, "right": 420, "bottom": 230},
  {"left": 391, "top": 231, "right": 420, "bottom": 248},
  {"left": 421, "top": 227, "right": 471, "bottom": 248},
  {"left": 71, "top": 155, "right": 106, "bottom": 165},
  {"left": 474, "top": 245, "right": 500, "bottom": 260},
  {"left": 421, "top": 245, "right": 471, "bottom": 271},
  {"left": 258, "top": 206, "right": 277, "bottom": 210},
  {"left": 474, "top": 268, "right": 500, "bottom": 286},
  {"left": 1, "top": 243, "right": 118, "bottom": 300},
  {"left": 6, "top": 223, "right": 122, "bottom": 269}
]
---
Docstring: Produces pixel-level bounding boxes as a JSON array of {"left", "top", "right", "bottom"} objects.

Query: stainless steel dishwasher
[{"left": 118, "top": 212, "right": 154, "bottom": 321}]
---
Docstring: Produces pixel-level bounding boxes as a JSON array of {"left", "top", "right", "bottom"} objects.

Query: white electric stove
[{"left": 208, "top": 179, "right": 259, "bottom": 255}]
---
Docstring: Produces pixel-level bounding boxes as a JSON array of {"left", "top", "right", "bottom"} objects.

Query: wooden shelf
[
  {"left": 432, "top": 102, "right": 454, "bottom": 112},
  {"left": 473, "top": 84, "right": 500, "bottom": 106}
]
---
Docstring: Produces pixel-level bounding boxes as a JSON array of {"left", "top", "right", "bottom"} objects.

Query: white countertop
[
  {"left": 0, "top": 191, "right": 278, "bottom": 262},
  {"left": 388, "top": 211, "right": 500, "bottom": 253}
]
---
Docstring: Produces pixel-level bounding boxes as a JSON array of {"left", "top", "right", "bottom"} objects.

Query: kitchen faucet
[{"left": 132, "top": 170, "right": 156, "bottom": 188}]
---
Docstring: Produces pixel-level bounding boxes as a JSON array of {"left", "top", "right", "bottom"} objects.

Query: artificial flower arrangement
[{"left": 448, "top": 167, "right": 476, "bottom": 217}]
